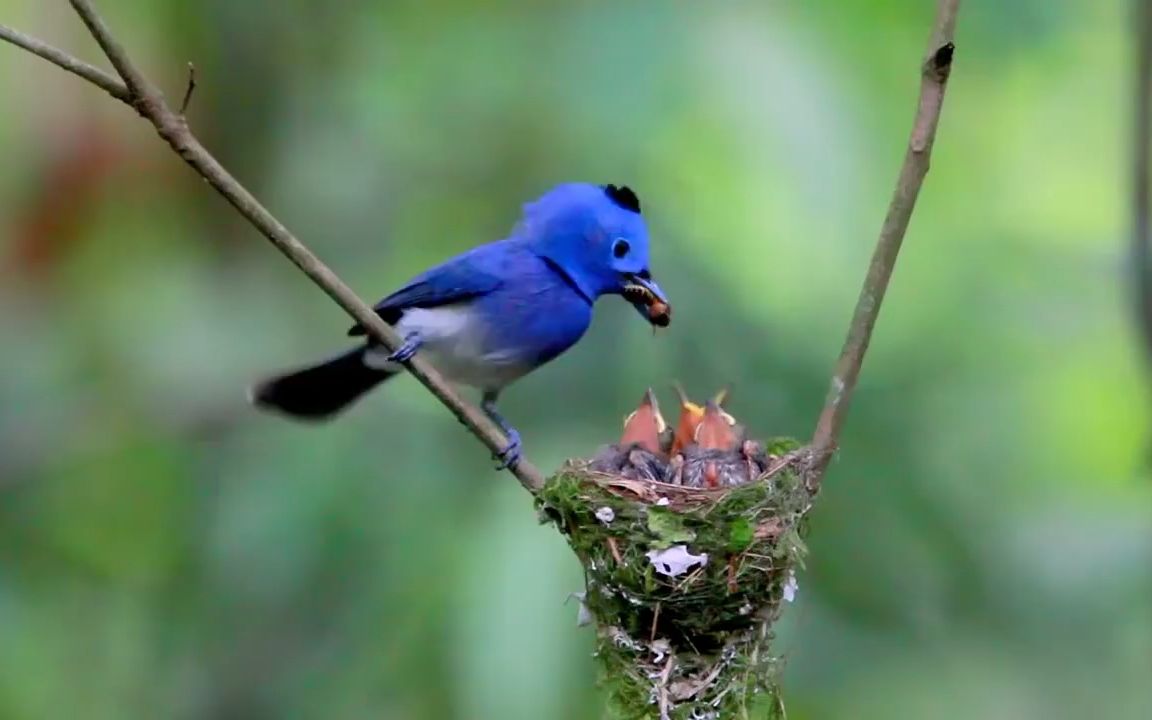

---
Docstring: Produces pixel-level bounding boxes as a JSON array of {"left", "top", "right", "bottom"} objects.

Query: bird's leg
[
  {"left": 482, "top": 390, "right": 521, "bottom": 470},
  {"left": 385, "top": 332, "right": 422, "bottom": 363}
]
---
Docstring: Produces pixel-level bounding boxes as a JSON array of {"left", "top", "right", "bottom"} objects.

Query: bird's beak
[{"left": 620, "top": 273, "right": 671, "bottom": 327}]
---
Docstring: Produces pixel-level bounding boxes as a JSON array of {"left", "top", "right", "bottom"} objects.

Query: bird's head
[
  {"left": 694, "top": 399, "right": 741, "bottom": 452},
  {"left": 671, "top": 384, "right": 735, "bottom": 455},
  {"left": 519, "top": 182, "right": 670, "bottom": 327},
  {"left": 618, "top": 387, "right": 668, "bottom": 455}
]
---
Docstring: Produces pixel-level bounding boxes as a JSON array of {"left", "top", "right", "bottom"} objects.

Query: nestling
[
  {"left": 589, "top": 388, "right": 670, "bottom": 482},
  {"left": 670, "top": 384, "right": 735, "bottom": 456}
]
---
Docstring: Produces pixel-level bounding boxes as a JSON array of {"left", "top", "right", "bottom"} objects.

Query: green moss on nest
[{"left": 536, "top": 439, "right": 812, "bottom": 719}]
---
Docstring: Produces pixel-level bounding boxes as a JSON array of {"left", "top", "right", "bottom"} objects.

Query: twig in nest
[
  {"left": 656, "top": 653, "right": 675, "bottom": 720},
  {"left": 606, "top": 536, "right": 623, "bottom": 565},
  {"left": 671, "top": 565, "right": 707, "bottom": 594},
  {"left": 754, "top": 519, "right": 783, "bottom": 540},
  {"left": 669, "top": 651, "right": 730, "bottom": 702}
]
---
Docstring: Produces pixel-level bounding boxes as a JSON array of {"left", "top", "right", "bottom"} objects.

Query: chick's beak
[
  {"left": 621, "top": 273, "right": 671, "bottom": 327},
  {"left": 619, "top": 388, "right": 667, "bottom": 455}
]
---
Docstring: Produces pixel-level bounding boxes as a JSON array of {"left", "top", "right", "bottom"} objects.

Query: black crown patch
[{"left": 603, "top": 184, "right": 641, "bottom": 214}]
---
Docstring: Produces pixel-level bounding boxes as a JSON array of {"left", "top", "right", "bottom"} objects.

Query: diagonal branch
[
  {"left": 0, "top": 1, "right": 544, "bottom": 492},
  {"left": 807, "top": 0, "right": 961, "bottom": 491},
  {"left": 0, "top": 22, "right": 129, "bottom": 102}
]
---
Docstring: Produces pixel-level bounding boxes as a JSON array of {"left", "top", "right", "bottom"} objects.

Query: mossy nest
[{"left": 536, "top": 438, "right": 814, "bottom": 719}]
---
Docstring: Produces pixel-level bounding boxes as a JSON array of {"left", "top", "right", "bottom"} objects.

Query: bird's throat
[{"left": 539, "top": 256, "right": 596, "bottom": 305}]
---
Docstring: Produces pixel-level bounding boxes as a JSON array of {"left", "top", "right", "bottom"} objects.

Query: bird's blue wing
[{"left": 347, "top": 244, "right": 508, "bottom": 336}]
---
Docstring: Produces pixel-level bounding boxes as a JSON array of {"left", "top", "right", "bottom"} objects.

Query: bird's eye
[{"left": 612, "top": 239, "right": 630, "bottom": 259}]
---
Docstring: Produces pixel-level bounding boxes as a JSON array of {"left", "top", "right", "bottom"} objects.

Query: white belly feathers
[{"left": 361, "top": 304, "right": 530, "bottom": 390}]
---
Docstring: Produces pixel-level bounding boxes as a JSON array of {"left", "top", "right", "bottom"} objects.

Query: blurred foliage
[{"left": 1, "top": 0, "right": 1150, "bottom": 718}]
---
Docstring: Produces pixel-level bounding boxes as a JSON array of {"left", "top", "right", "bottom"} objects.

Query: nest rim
[{"left": 549, "top": 446, "right": 813, "bottom": 509}]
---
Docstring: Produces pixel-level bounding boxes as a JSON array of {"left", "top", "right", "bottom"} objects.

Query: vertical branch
[
  {"left": 1133, "top": 0, "right": 1152, "bottom": 364},
  {"left": 807, "top": 0, "right": 962, "bottom": 489}
]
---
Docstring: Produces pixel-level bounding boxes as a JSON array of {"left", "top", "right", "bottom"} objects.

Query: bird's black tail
[{"left": 248, "top": 345, "right": 396, "bottom": 421}]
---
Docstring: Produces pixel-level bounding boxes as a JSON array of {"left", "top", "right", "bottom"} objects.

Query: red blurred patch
[{"left": 6, "top": 124, "right": 124, "bottom": 280}]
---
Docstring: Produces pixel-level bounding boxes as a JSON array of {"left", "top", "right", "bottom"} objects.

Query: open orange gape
[{"left": 535, "top": 386, "right": 814, "bottom": 719}]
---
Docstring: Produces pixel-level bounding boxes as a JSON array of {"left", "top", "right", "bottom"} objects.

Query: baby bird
[
  {"left": 739, "top": 438, "right": 773, "bottom": 481},
  {"left": 619, "top": 387, "right": 667, "bottom": 455},
  {"left": 669, "top": 384, "right": 735, "bottom": 456},
  {"left": 671, "top": 399, "right": 758, "bottom": 489},
  {"left": 589, "top": 388, "right": 669, "bottom": 482},
  {"left": 695, "top": 398, "right": 743, "bottom": 451}
]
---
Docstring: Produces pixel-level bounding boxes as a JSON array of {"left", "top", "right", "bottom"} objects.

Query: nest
[{"left": 536, "top": 437, "right": 814, "bottom": 720}]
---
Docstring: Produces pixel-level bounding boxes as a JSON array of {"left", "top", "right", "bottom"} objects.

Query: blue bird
[{"left": 248, "top": 182, "right": 670, "bottom": 469}]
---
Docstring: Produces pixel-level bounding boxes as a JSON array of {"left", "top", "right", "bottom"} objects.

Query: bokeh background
[{"left": 1, "top": 1, "right": 1150, "bottom": 718}]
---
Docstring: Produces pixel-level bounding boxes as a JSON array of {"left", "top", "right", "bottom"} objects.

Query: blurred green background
[{"left": 1, "top": 1, "right": 1150, "bottom": 718}]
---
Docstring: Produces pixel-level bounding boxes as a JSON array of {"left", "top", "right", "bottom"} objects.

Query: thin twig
[
  {"left": 179, "top": 62, "right": 196, "bottom": 116},
  {"left": 656, "top": 653, "right": 675, "bottom": 720},
  {"left": 0, "top": 22, "right": 129, "bottom": 102},
  {"left": 0, "top": 1, "right": 544, "bottom": 492},
  {"left": 649, "top": 601, "right": 661, "bottom": 643},
  {"left": 1133, "top": 0, "right": 1152, "bottom": 364},
  {"left": 807, "top": 0, "right": 961, "bottom": 491},
  {"left": 606, "top": 536, "right": 623, "bottom": 564}
]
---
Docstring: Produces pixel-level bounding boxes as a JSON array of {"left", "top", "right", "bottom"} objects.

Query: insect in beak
[{"left": 621, "top": 273, "right": 671, "bottom": 327}]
